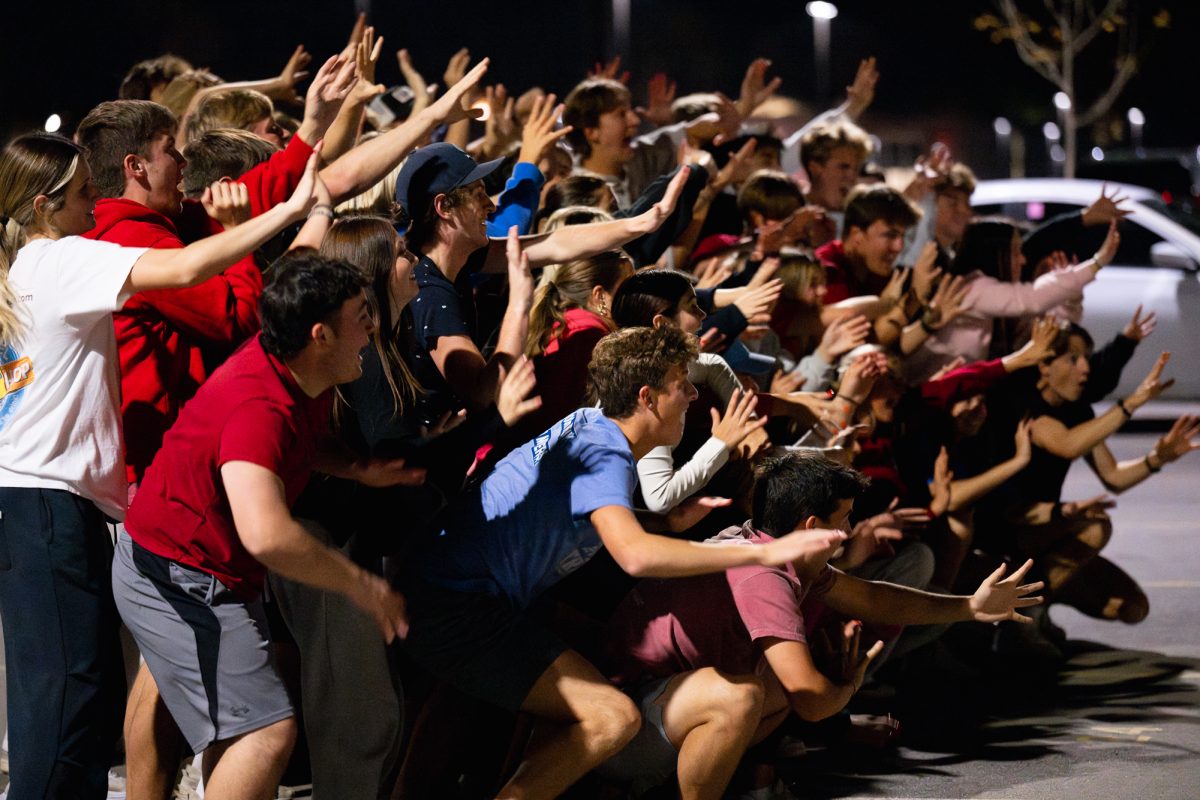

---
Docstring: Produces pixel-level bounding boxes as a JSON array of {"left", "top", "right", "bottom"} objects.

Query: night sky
[{"left": 2, "top": 0, "right": 1194, "bottom": 178}]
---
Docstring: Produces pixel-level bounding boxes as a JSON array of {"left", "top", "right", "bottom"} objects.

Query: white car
[{"left": 972, "top": 178, "right": 1200, "bottom": 399}]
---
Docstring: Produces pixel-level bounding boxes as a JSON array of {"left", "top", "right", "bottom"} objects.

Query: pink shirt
[
  {"left": 607, "top": 523, "right": 837, "bottom": 684},
  {"left": 903, "top": 263, "right": 1095, "bottom": 385}
]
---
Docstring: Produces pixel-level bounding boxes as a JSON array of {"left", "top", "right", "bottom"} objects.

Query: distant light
[
  {"left": 1091, "top": 146, "right": 1105, "bottom": 161},
  {"left": 1042, "top": 121, "right": 1061, "bottom": 141},
  {"left": 1162, "top": 190, "right": 1174, "bottom": 204},
  {"left": 1050, "top": 144, "right": 1066, "bottom": 162},
  {"left": 472, "top": 100, "right": 491, "bottom": 122},
  {"left": 44, "top": 114, "right": 62, "bottom": 133},
  {"left": 992, "top": 117, "right": 1012, "bottom": 136},
  {"left": 1026, "top": 201, "right": 1046, "bottom": 221},
  {"left": 1127, "top": 107, "right": 1145, "bottom": 127},
  {"left": 1053, "top": 92, "right": 1071, "bottom": 111},
  {"left": 806, "top": 1, "right": 838, "bottom": 20}
]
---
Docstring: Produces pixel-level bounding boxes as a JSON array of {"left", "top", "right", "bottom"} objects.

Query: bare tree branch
[
  {"left": 1077, "top": 55, "right": 1137, "bottom": 126},
  {"left": 1074, "top": 0, "right": 1125, "bottom": 54},
  {"left": 998, "top": 0, "right": 1067, "bottom": 85}
]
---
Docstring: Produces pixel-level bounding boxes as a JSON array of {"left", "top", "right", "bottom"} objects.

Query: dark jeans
[{"left": 0, "top": 487, "right": 126, "bottom": 799}]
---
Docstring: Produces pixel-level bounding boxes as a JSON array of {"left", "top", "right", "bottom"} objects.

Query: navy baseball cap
[{"left": 394, "top": 142, "right": 505, "bottom": 218}]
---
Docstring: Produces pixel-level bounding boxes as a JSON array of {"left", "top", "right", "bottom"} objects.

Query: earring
[{"left": 598, "top": 301, "right": 608, "bottom": 316}]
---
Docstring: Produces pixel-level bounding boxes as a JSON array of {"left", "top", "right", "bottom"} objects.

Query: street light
[
  {"left": 806, "top": 2, "right": 838, "bottom": 101},
  {"left": 44, "top": 114, "right": 62, "bottom": 133},
  {"left": 1053, "top": 92, "right": 1071, "bottom": 111},
  {"left": 1042, "top": 122, "right": 1061, "bottom": 141},
  {"left": 1127, "top": 107, "right": 1145, "bottom": 154},
  {"left": 993, "top": 117, "right": 1012, "bottom": 176},
  {"left": 806, "top": 1, "right": 838, "bottom": 19},
  {"left": 1091, "top": 147, "right": 1105, "bottom": 161}
]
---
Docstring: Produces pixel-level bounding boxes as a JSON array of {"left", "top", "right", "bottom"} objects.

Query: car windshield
[{"left": 1141, "top": 199, "right": 1200, "bottom": 237}]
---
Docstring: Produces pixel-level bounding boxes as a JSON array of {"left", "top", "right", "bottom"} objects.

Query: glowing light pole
[{"left": 806, "top": 2, "right": 838, "bottom": 102}]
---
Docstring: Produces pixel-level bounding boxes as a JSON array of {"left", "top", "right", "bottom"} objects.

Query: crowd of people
[{"left": 1, "top": 15, "right": 1197, "bottom": 800}]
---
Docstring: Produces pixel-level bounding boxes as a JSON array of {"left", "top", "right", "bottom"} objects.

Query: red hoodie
[{"left": 85, "top": 134, "right": 313, "bottom": 485}]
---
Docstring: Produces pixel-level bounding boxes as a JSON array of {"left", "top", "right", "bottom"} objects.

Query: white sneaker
[{"left": 107, "top": 767, "right": 127, "bottom": 799}]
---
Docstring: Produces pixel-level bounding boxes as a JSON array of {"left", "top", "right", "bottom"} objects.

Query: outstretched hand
[
  {"left": 429, "top": 57, "right": 490, "bottom": 126},
  {"left": 1092, "top": 221, "right": 1121, "bottom": 269},
  {"left": 274, "top": 45, "right": 313, "bottom": 105},
  {"left": 666, "top": 496, "right": 732, "bottom": 532},
  {"left": 1122, "top": 304, "right": 1157, "bottom": 342},
  {"left": 1082, "top": 183, "right": 1132, "bottom": 228},
  {"left": 517, "top": 92, "right": 572, "bottom": 165},
  {"left": 738, "top": 58, "right": 782, "bottom": 118},
  {"left": 304, "top": 54, "right": 360, "bottom": 135},
  {"left": 969, "top": 558, "right": 1045, "bottom": 623},
  {"left": 845, "top": 56, "right": 879, "bottom": 118},
  {"left": 632, "top": 166, "right": 691, "bottom": 233},
  {"left": 1152, "top": 414, "right": 1200, "bottom": 465},
  {"left": 496, "top": 355, "right": 542, "bottom": 427}
]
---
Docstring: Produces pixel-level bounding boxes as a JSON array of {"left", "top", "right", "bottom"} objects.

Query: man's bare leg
[
  {"left": 201, "top": 717, "right": 297, "bottom": 800},
  {"left": 496, "top": 650, "right": 640, "bottom": 800},
  {"left": 658, "top": 668, "right": 766, "bottom": 800},
  {"left": 124, "top": 663, "right": 186, "bottom": 800}
]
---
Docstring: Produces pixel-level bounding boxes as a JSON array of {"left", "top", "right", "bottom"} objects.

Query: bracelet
[
  {"left": 919, "top": 316, "right": 937, "bottom": 335},
  {"left": 833, "top": 393, "right": 861, "bottom": 408},
  {"left": 1116, "top": 398, "right": 1133, "bottom": 419},
  {"left": 308, "top": 204, "right": 333, "bottom": 220},
  {"left": 1144, "top": 453, "right": 1162, "bottom": 473}
]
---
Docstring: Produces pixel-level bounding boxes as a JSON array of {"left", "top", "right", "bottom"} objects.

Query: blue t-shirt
[{"left": 417, "top": 408, "right": 636, "bottom": 608}]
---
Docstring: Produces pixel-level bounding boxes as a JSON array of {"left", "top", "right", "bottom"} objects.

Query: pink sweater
[{"left": 902, "top": 262, "right": 1095, "bottom": 384}]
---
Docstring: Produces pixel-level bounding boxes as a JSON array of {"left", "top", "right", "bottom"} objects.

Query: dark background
[{"left": 1, "top": 0, "right": 1194, "bottom": 179}]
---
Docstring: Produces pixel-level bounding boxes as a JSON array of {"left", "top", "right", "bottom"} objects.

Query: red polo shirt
[{"left": 125, "top": 335, "right": 332, "bottom": 599}]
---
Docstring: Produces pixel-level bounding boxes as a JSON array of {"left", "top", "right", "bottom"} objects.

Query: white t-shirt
[{"left": 0, "top": 236, "right": 146, "bottom": 520}]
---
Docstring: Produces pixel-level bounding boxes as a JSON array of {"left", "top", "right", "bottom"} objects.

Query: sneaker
[
  {"left": 108, "top": 767, "right": 127, "bottom": 799},
  {"left": 173, "top": 760, "right": 202, "bottom": 800}
]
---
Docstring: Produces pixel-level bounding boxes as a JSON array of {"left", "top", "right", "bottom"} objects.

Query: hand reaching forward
[
  {"left": 1082, "top": 183, "right": 1132, "bottom": 227},
  {"left": 1122, "top": 304, "right": 1157, "bottom": 342},
  {"left": 303, "top": 54, "right": 359, "bottom": 136},
  {"left": 710, "top": 388, "right": 769, "bottom": 451},
  {"left": 348, "top": 26, "right": 386, "bottom": 105},
  {"left": 274, "top": 45, "right": 312, "bottom": 106},
  {"left": 737, "top": 58, "right": 782, "bottom": 118},
  {"left": 968, "top": 558, "right": 1044, "bottom": 623},
  {"left": 666, "top": 496, "right": 732, "bottom": 533},
  {"left": 496, "top": 355, "right": 542, "bottom": 427},
  {"left": 1151, "top": 414, "right": 1200, "bottom": 466},
  {"left": 517, "top": 92, "right": 572, "bottom": 166},
  {"left": 1124, "top": 351, "right": 1174, "bottom": 410},
  {"left": 817, "top": 314, "right": 871, "bottom": 363},
  {"left": 630, "top": 166, "right": 690, "bottom": 234},
  {"left": 639, "top": 72, "right": 677, "bottom": 127},
  {"left": 761, "top": 527, "right": 848, "bottom": 571},
  {"left": 429, "top": 58, "right": 490, "bottom": 126},
  {"left": 845, "top": 56, "right": 880, "bottom": 118}
]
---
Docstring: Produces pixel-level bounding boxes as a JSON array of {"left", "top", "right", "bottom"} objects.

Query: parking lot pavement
[{"left": 784, "top": 432, "right": 1200, "bottom": 799}]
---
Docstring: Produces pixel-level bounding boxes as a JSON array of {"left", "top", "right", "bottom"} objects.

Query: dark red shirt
[
  {"left": 816, "top": 239, "right": 888, "bottom": 305},
  {"left": 125, "top": 335, "right": 332, "bottom": 599}
]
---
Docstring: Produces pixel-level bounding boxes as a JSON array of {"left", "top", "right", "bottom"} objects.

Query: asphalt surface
[{"left": 782, "top": 432, "right": 1200, "bottom": 800}]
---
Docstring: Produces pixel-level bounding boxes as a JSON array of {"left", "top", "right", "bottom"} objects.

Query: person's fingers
[
  {"left": 983, "top": 561, "right": 1008, "bottom": 587},
  {"left": 1007, "top": 558, "right": 1035, "bottom": 585}
]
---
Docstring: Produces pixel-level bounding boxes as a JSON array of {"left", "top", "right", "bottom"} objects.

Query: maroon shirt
[
  {"left": 126, "top": 335, "right": 332, "bottom": 599},
  {"left": 607, "top": 523, "right": 837, "bottom": 684}
]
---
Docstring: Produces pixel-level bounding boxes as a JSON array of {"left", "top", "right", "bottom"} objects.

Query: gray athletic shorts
[
  {"left": 595, "top": 676, "right": 678, "bottom": 787},
  {"left": 112, "top": 532, "right": 293, "bottom": 753}
]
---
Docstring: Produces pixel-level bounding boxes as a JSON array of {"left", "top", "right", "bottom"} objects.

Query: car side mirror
[{"left": 1150, "top": 241, "right": 1200, "bottom": 272}]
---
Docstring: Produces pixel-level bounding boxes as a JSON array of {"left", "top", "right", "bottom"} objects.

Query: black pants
[{"left": 0, "top": 487, "right": 125, "bottom": 799}]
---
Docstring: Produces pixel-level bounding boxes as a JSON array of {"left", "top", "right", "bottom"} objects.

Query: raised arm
[
  {"left": 592, "top": 505, "right": 846, "bottom": 579},
  {"left": 319, "top": 57, "right": 488, "bottom": 203},
  {"left": 822, "top": 558, "right": 1042, "bottom": 626},
  {"left": 1089, "top": 414, "right": 1199, "bottom": 494},
  {"left": 222, "top": 460, "right": 407, "bottom": 642},
  {"left": 1031, "top": 351, "right": 1172, "bottom": 460},
  {"left": 126, "top": 152, "right": 318, "bottom": 293},
  {"left": 490, "top": 167, "right": 692, "bottom": 271}
]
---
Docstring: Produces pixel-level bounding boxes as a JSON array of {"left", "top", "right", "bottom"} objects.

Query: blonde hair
[
  {"left": 0, "top": 133, "right": 83, "bottom": 345},
  {"left": 188, "top": 89, "right": 274, "bottom": 142},
  {"left": 526, "top": 251, "right": 629, "bottom": 357},
  {"left": 159, "top": 69, "right": 223, "bottom": 119}
]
